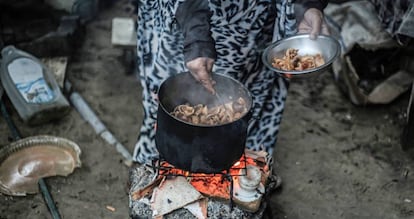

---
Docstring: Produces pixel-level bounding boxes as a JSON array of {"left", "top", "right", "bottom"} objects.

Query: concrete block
[{"left": 111, "top": 17, "right": 136, "bottom": 47}]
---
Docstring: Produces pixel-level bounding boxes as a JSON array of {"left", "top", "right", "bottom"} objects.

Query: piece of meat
[
  {"left": 170, "top": 98, "right": 248, "bottom": 125},
  {"left": 272, "top": 48, "right": 325, "bottom": 71}
]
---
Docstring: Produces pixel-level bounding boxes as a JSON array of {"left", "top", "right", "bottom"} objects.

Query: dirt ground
[{"left": 1, "top": 1, "right": 414, "bottom": 219}]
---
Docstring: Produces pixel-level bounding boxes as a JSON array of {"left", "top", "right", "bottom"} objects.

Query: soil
[{"left": 1, "top": 1, "right": 414, "bottom": 219}]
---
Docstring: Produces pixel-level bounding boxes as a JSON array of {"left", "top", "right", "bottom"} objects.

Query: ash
[{"left": 129, "top": 163, "right": 279, "bottom": 219}]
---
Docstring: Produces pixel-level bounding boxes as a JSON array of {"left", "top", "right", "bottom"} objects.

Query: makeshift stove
[{"left": 129, "top": 149, "right": 281, "bottom": 219}]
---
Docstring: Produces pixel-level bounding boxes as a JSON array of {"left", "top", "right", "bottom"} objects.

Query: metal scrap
[{"left": 0, "top": 135, "right": 81, "bottom": 196}]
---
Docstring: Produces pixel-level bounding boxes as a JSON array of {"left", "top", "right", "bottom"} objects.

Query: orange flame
[{"left": 159, "top": 156, "right": 268, "bottom": 200}]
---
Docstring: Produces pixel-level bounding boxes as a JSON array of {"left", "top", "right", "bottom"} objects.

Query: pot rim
[{"left": 157, "top": 72, "right": 253, "bottom": 128}]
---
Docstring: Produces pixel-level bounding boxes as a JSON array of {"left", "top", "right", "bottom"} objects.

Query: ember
[
  {"left": 157, "top": 153, "right": 269, "bottom": 201},
  {"left": 129, "top": 149, "right": 279, "bottom": 218}
]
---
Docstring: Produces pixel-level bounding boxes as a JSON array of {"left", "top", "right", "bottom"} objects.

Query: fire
[{"left": 159, "top": 155, "right": 269, "bottom": 200}]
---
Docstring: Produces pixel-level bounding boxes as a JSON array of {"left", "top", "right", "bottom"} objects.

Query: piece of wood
[
  {"left": 151, "top": 176, "right": 204, "bottom": 217},
  {"left": 131, "top": 176, "right": 163, "bottom": 200},
  {"left": 41, "top": 57, "right": 68, "bottom": 88},
  {"left": 183, "top": 198, "right": 208, "bottom": 219},
  {"left": 111, "top": 18, "right": 137, "bottom": 47}
]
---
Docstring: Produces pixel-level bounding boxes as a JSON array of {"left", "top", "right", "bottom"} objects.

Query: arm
[
  {"left": 295, "top": 0, "right": 328, "bottom": 21},
  {"left": 176, "top": 0, "right": 216, "bottom": 93},
  {"left": 295, "top": 0, "right": 330, "bottom": 39},
  {"left": 176, "top": 0, "right": 216, "bottom": 63}
]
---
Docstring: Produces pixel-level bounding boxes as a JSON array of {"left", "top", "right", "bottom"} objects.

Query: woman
[{"left": 133, "top": 0, "right": 329, "bottom": 164}]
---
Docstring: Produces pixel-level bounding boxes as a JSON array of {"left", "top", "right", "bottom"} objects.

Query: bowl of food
[{"left": 262, "top": 34, "right": 341, "bottom": 78}]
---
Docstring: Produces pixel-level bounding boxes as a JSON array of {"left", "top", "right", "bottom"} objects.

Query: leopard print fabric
[{"left": 133, "top": 0, "right": 296, "bottom": 163}]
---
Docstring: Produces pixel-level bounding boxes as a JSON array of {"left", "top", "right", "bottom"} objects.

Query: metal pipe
[{"left": 65, "top": 80, "right": 133, "bottom": 165}]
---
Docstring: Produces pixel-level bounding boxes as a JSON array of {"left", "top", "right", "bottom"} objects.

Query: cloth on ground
[{"left": 325, "top": 1, "right": 414, "bottom": 105}]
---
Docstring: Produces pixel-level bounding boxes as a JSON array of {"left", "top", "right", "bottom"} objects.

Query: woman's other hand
[
  {"left": 186, "top": 57, "right": 216, "bottom": 94},
  {"left": 298, "top": 8, "right": 330, "bottom": 39}
]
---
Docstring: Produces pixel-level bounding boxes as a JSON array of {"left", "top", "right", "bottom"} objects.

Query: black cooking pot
[{"left": 155, "top": 72, "right": 252, "bottom": 173}]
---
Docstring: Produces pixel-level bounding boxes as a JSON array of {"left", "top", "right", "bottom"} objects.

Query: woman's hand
[
  {"left": 298, "top": 8, "right": 330, "bottom": 39},
  {"left": 186, "top": 57, "right": 216, "bottom": 94}
]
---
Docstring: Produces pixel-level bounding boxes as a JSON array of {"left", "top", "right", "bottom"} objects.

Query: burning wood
[
  {"left": 129, "top": 149, "right": 274, "bottom": 218},
  {"left": 158, "top": 151, "right": 270, "bottom": 204},
  {"left": 131, "top": 177, "right": 163, "bottom": 201},
  {"left": 130, "top": 164, "right": 163, "bottom": 201},
  {"left": 183, "top": 198, "right": 208, "bottom": 219}
]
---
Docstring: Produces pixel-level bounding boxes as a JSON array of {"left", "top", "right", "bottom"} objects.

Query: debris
[
  {"left": 183, "top": 198, "right": 208, "bottom": 219},
  {"left": 129, "top": 163, "right": 160, "bottom": 201},
  {"left": 150, "top": 176, "right": 204, "bottom": 217},
  {"left": 129, "top": 163, "right": 271, "bottom": 218},
  {"left": 368, "top": 70, "right": 414, "bottom": 104},
  {"left": 111, "top": 17, "right": 137, "bottom": 75},
  {"left": 106, "top": 205, "right": 116, "bottom": 212},
  {"left": 0, "top": 135, "right": 81, "bottom": 196},
  {"left": 41, "top": 57, "right": 68, "bottom": 88},
  {"left": 131, "top": 176, "right": 163, "bottom": 201},
  {"left": 111, "top": 18, "right": 136, "bottom": 47},
  {"left": 0, "top": 97, "right": 64, "bottom": 218},
  {"left": 0, "top": 46, "right": 71, "bottom": 125},
  {"left": 18, "top": 15, "right": 85, "bottom": 58}
]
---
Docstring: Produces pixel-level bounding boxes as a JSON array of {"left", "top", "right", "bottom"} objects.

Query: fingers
[
  {"left": 321, "top": 22, "right": 330, "bottom": 35},
  {"left": 191, "top": 67, "right": 214, "bottom": 93},
  {"left": 308, "top": 8, "right": 323, "bottom": 39},
  {"left": 206, "top": 58, "right": 214, "bottom": 73},
  {"left": 193, "top": 74, "right": 215, "bottom": 94},
  {"left": 186, "top": 57, "right": 216, "bottom": 94},
  {"left": 298, "top": 8, "right": 329, "bottom": 40},
  {"left": 309, "top": 19, "right": 322, "bottom": 40},
  {"left": 298, "top": 22, "right": 312, "bottom": 34},
  {"left": 199, "top": 75, "right": 216, "bottom": 94}
]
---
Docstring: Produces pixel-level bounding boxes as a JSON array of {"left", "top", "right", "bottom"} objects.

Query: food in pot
[
  {"left": 170, "top": 97, "right": 248, "bottom": 125},
  {"left": 272, "top": 48, "right": 325, "bottom": 71}
]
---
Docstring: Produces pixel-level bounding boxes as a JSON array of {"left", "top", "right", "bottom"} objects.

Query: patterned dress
[{"left": 133, "top": 0, "right": 297, "bottom": 163}]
